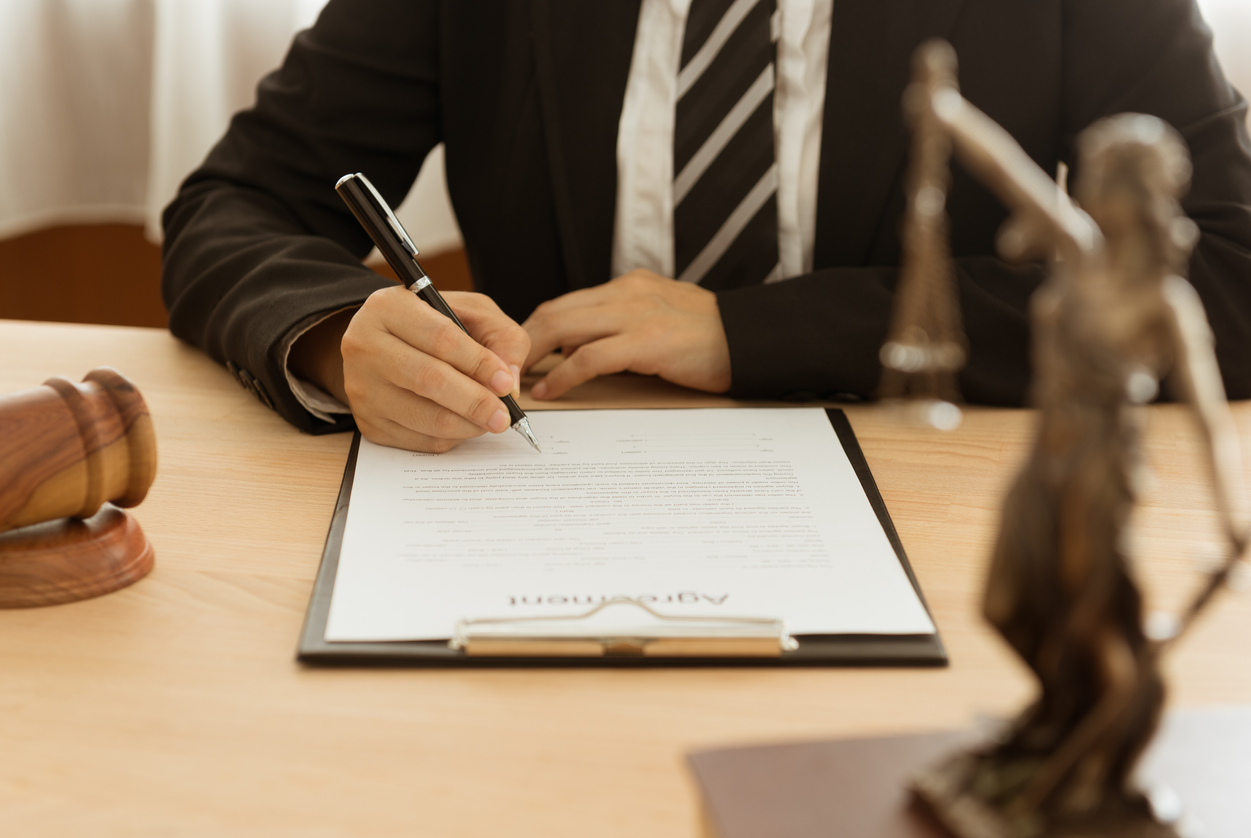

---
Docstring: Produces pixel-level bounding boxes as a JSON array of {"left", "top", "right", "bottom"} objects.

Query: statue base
[
  {"left": 913, "top": 751, "right": 1179, "bottom": 838},
  {"left": 0, "top": 505, "right": 154, "bottom": 608},
  {"left": 688, "top": 709, "right": 1251, "bottom": 838}
]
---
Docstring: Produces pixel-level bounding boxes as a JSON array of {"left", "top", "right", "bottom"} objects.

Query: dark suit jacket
[{"left": 162, "top": 0, "right": 1251, "bottom": 434}]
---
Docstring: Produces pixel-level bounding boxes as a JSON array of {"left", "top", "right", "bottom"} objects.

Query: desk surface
[{"left": 2, "top": 319, "right": 1248, "bottom": 837}]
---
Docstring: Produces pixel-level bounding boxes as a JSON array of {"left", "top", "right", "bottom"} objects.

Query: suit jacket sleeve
[
  {"left": 161, "top": 0, "right": 441, "bottom": 433},
  {"left": 717, "top": 0, "right": 1251, "bottom": 406}
]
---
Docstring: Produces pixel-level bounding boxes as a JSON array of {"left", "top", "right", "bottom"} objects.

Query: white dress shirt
[{"left": 612, "top": 0, "right": 833, "bottom": 282}]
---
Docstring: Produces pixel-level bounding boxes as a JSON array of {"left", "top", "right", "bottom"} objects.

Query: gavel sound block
[{"left": 0, "top": 368, "right": 157, "bottom": 608}]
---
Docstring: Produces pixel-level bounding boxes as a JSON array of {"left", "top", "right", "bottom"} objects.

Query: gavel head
[{"left": 0, "top": 368, "right": 157, "bottom": 534}]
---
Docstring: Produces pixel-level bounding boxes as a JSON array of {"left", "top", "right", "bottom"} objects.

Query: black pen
[{"left": 335, "top": 172, "right": 541, "bottom": 452}]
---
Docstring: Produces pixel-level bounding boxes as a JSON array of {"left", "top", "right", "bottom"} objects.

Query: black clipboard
[{"left": 297, "top": 408, "right": 947, "bottom": 667}]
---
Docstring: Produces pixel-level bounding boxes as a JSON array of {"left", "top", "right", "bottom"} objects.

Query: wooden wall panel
[
  {"left": 0, "top": 224, "right": 474, "bottom": 329},
  {"left": 0, "top": 224, "right": 166, "bottom": 328}
]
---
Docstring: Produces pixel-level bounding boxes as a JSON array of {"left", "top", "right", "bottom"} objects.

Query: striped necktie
[{"left": 674, "top": 0, "right": 780, "bottom": 290}]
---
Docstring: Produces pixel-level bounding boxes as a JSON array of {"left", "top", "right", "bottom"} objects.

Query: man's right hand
[{"left": 294, "top": 285, "right": 529, "bottom": 453}]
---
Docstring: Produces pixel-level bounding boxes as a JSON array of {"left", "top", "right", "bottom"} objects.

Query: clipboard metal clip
[{"left": 449, "top": 597, "right": 799, "bottom": 658}]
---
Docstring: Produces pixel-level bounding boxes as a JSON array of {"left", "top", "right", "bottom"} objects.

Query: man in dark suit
[{"left": 161, "top": 0, "right": 1251, "bottom": 452}]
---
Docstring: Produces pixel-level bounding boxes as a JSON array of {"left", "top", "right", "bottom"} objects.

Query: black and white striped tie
[{"left": 674, "top": 0, "right": 780, "bottom": 290}]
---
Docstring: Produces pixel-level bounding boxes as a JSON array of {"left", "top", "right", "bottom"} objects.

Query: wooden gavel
[
  {"left": 0, "top": 368, "right": 157, "bottom": 533},
  {"left": 0, "top": 368, "right": 157, "bottom": 608}
]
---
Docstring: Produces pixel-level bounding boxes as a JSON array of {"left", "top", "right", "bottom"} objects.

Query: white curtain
[
  {"left": 0, "top": 0, "right": 463, "bottom": 253},
  {"left": 1198, "top": 0, "right": 1251, "bottom": 114},
  {"left": 0, "top": 0, "right": 154, "bottom": 237},
  {"left": 0, "top": 0, "right": 1246, "bottom": 247},
  {"left": 144, "top": 0, "right": 328, "bottom": 241}
]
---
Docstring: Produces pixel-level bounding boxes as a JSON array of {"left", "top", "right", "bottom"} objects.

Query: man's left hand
[{"left": 522, "top": 269, "right": 732, "bottom": 399}]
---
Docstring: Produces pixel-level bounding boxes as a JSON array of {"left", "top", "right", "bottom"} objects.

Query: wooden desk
[{"left": 1, "top": 319, "right": 1248, "bottom": 837}]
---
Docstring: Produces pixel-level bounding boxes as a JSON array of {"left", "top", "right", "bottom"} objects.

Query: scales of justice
[{"left": 881, "top": 40, "right": 1249, "bottom": 838}]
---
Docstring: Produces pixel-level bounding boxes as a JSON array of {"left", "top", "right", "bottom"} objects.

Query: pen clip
[{"left": 336, "top": 172, "right": 420, "bottom": 259}]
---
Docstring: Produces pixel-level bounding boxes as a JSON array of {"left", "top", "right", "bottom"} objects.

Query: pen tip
[{"left": 515, "top": 417, "right": 542, "bottom": 453}]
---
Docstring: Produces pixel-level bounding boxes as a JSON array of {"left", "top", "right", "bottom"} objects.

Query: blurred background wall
[
  {"left": 0, "top": 0, "right": 465, "bottom": 328},
  {"left": 0, "top": 0, "right": 1247, "bottom": 329}
]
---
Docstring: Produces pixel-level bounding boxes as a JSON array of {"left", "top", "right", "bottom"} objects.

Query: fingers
[
  {"left": 522, "top": 270, "right": 732, "bottom": 399},
  {"left": 376, "top": 289, "right": 517, "bottom": 397},
  {"left": 522, "top": 280, "right": 626, "bottom": 315},
  {"left": 340, "top": 286, "right": 524, "bottom": 452},
  {"left": 521, "top": 277, "right": 654, "bottom": 369},
  {"left": 443, "top": 291, "right": 531, "bottom": 388},
  {"left": 521, "top": 270, "right": 713, "bottom": 371},
  {"left": 527, "top": 270, "right": 667, "bottom": 316},
  {"left": 523, "top": 304, "right": 628, "bottom": 369},
  {"left": 354, "top": 378, "right": 492, "bottom": 453},
  {"left": 530, "top": 334, "right": 641, "bottom": 400},
  {"left": 385, "top": 336, "right": 513, "bottom": 429},
  {"left": 344, "top": 325, "right": 511, "bottom": 433},
  {"left": 358, "top": 419, "right": 468, "bottom": 454}
]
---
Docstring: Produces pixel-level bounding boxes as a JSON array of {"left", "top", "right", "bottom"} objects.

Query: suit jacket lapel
[
  {"left": 529, "top": 0, "right": 641, "bottom": 290},
  {"left": 814, "top": 0, "right": 967, "bottom": 268}
]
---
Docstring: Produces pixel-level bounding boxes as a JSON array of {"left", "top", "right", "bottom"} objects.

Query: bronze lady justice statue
[{"left": 886, "top": 43, "right": 1248, "bottom": 838}]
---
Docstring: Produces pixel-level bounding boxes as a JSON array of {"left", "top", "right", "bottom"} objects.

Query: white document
[{"left": 324, "top": 408, "right": 936, "bottom": 641}]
